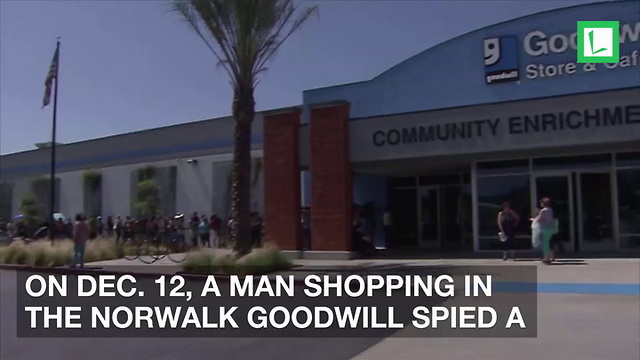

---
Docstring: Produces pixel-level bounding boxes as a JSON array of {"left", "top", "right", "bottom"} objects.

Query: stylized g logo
[{"left": 484, "top": 38, "right": 501, "bottom": 66}]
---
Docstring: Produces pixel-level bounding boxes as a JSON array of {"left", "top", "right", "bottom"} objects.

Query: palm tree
[{"left": 173, "top": 0, "right": 316, "bottom": 255}]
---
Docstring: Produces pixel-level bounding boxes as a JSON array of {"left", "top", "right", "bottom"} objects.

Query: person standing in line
[
  {"left": 190, "top": 212, "right": 199, "bottom": 247},
  {"left": 174, "top": 213, "right": 186, "bottom": 245},
  {"left": 65, "top": 219, "right": 73, "bottom": 239},
  {"left": 97, "top": 216, "right": 104, "bottom": 238},
  {"left": 157, "top": 216, "right": 166, "bottom": 244},
  {"left": 124, "top": 216, "right": 134, "bottom": 242},
  {"left": 167, "top": 217, "right": 177, "bottom": 243},
  {"left": 106, "top": 216, "right": 114, "bottom": 238},
  {"left": 497, "top": 201, "right": 520, "bottom": 261},
  {"left": 209, "top": 213, "right": 221, "bottom": 248},
  {"left": 532, "top": 197, "right": 556, "bottom": 264},
  {"left": 71, "top": 214, "right": 90, "bottom": 268},
  {"left": 382, "top": 207, "right": 393, "bottom": 249},
  {"left": 56, "top": 219, "right": 65, "bottom": 239},
  {"left": 88, "top": 217, "right": 97, "bottom": 239},
  {"left": 198, "top": 215, "right": 210, "bottom": 247},
  {"left": 114, "top": 216, "right": 123, "bottom": 244}
]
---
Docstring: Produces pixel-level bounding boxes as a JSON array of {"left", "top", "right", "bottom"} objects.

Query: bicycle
[
  {"left": 122, "top": 234, "right": 140, "bottom": 261},
  {"left": 122, "top": 234, "right": 158, "bottom": 264},
  {"left": 165, "top": 233, "right": 189, "bottom": 263}
]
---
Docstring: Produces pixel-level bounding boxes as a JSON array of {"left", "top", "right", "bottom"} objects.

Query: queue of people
[
  {"left": 104, "top": 211, "right": 263, "bottom": 248},
  {"left": 3, "top": 197, "right": 560, "bottom": 263}
]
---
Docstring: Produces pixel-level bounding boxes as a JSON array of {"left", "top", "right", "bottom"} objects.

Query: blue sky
[{"left": 0, "top": 0, "right": 603, "bottom": 155}]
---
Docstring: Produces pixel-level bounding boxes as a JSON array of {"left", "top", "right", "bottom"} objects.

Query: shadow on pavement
[{"left": 370, "top": 249, "right": 640, "bottom": 260}]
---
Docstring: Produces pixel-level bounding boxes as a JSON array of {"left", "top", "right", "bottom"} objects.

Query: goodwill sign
[{"left": 484, "top": 21, "right": 640, "bottom": 84}]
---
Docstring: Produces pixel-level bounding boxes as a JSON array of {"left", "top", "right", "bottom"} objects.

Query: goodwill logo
[
  {"left": 483, "top": 21, "right": 640, "bottom": 84},
  {"left": 483, "top": 36, "right": 520, "bottom": 84}
]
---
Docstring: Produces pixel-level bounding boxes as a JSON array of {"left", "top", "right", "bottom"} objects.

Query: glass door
[
  {"left": 533, "top": 174, "right": 575, "bottom": 252},
  {"left": 440, "top": 186, "right": 464, "bottom": 250},
  {"left": 418, "top": 187, "right": 440, "bottom": 249},
  {"left": 577, "top": 172, "right": 614, "bottom": 251},
  {"left": 390, "top": 188, "right": 418, "bottom": 248}
]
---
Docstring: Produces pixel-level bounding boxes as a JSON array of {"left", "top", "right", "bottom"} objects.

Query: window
[
  {"left": 477, "top": 159, "right": 528, "bottom": 176},
  {"left": 477, "top": 175, "right": 531, "bottom": 250},
  {"left": 389, "top": 177, "right": 416, "bottom": 188},
  {"left": 617, "top": 169, "right": 640, "bottom": 248},
  {"left": 157, "top": 166, "right": 177, "bottom": 217},
  {"left": 130, "top": 166, "right": 176, "bottom": 217},
  {"left": 31, "top": 177, "right": 61, "bottom": 215},
  {"left": 83, "top": 172, "right": 102, "bottom": 217},
  {"left": 533, "top": 154, "right": 611, "bottom": 171},
  {"left": 390, "top": 188, "right": 417, "bottom": 247},
  {"left": 0, "top": 181, "right": 13, "bottom": 221},
  {"left": 418, "top": 174, "right": 460, "bottom": 186},
  {"left": 616, "top": 152, "right": 640, "bottom": 168}
]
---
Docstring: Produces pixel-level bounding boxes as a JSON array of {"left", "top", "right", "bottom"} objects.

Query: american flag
[{"left": 42, "top": 46, "right": 59, "bottom": 108}]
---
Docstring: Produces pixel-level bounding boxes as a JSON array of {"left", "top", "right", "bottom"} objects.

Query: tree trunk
[{"left": 231, "top": 86, "right": 255, "bottom": 256}]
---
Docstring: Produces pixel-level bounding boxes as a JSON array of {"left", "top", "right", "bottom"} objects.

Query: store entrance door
[
  {"left": 533, "top": 173, "right": 575, "bottom": 253},
  {"left": 418, "top": 187, "right": 440, "bottom": 249},
  {"left": 576, "top": 172, "right": 615, "bottom": 251},
  {"left": 534, "top": 171, "right": 616, "bottom": 253},
  {"left": 417, "top": 185, "right": 466, "bottom": 250}
]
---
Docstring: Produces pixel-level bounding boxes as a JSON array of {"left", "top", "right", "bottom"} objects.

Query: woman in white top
[{"left": 532, "top": 197, "right": 555, "bottom": 264}]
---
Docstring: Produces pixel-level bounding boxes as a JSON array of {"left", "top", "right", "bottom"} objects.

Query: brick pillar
[
  {"left": 263, "top": 109, "right": 301, "bottom": 251},
  {"left": 309, "top": 103, "right": 352, "bottom": 252}
]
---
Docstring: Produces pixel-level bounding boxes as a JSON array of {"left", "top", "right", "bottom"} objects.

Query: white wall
[
  {"left": 7, "top": 150, "right": 264, "bottom": 220},
  {"left": 101, "top": 166, "right": 132, "bottom": 218},
  {"left": 57, "top": 171, "right": 83, "bottom": 218},
  {"left": 10, "top": 178, "right": 30, "bottom": 217}
]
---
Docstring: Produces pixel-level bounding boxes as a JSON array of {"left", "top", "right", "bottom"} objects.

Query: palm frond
[{"left": 172, "top": 0, "right": 317, "bottom": 91}]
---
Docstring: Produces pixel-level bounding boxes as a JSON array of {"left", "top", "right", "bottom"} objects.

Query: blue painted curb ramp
[{"left": 494, "top": 282, "right": 640, "bottom": 295}]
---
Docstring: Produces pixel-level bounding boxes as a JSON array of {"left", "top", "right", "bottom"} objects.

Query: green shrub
[
  {"left": 181, "top": 245, "right": 292, "bottom": 275},
  {"left": 212, "top": 254, "right": 237, "bottom": 274},
  {"left": 0, "top": 237, "right": 120, "bottom": 267},
  {"left": 27, "top": 241, "right": 51, "bottom": 267},
  {"left": 236, "top": 246, "right": 293, "bottom": 275},
  {"left": 48, "top": 241, "right": 73, "bottom": 266},
  {"left": 4, "top": 240, "right": 27, "bottom": 264},
  {"left": 85, "top": 239, "right": 118, "bottom": 263},
  {"left": 183, "top": 249, "right": 217, "bottom": 274}
]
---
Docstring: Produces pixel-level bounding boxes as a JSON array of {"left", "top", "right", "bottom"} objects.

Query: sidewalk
[
  {"left": 1, "top": 256, "right": 638, "bottom": 360},
  {"left": 3, "top": 255, "right": 637, "bottom": 286}
]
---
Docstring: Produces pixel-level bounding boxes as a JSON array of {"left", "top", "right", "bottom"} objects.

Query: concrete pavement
[{"left": 1, "top": 256, "right": 638, "bottom": 360}]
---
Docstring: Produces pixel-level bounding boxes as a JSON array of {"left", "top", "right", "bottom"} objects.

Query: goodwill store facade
[{"left": 262, "top": 1, "right": 640, "bottom": 257}]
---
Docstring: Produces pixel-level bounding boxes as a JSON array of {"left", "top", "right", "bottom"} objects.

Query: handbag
[
  {"left": 498, "top": 232, "right": 507, "bottom": 242},
  {"left": 531, "top": 221, "right": 541, "bottom": 248},
  {"left": 552, "top": 219, "right": 560, "bottom": 235}
]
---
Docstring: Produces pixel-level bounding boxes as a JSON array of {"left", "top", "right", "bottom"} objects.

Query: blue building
[
  {"left": 266, "top": 0, "right": 640, "bottom": 256},
  {"left": 2, "top": 1, "right": 639, "bottom": 257}
]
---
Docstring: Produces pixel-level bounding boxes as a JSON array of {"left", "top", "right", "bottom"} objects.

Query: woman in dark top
[
  {"left": 498, "top": 201, "right": 520, "bottom": 261},
  {"left": 106, "top": 216, "right": 114, "bottom": 238}
]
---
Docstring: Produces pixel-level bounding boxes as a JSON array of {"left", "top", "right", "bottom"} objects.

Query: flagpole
[{"left": 49, "top": 37, "right": 60, "bottom": 241}]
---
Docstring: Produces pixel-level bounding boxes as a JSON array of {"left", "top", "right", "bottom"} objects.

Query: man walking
[{"left": 71, "top": 214, "right": 89, "bottom": 269}]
